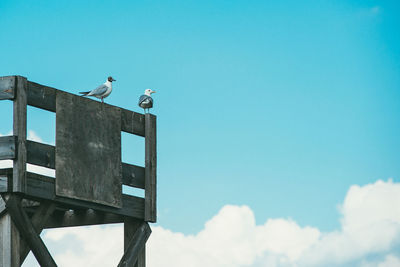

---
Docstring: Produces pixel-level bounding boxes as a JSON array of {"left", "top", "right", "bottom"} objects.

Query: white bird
[
  {"left": 80, "top": 76, "right": 116, "bottom": 103},
  {"left": 138, "top": 89, "right": 156, "bottom": 113}
]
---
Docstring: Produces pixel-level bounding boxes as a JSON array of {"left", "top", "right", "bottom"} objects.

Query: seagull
[
  {"left": 79, "top": 76, "right": 116, "bottom": 103},
  {"left": 138, "top": 89, "right": 156, "bottom": 113}
]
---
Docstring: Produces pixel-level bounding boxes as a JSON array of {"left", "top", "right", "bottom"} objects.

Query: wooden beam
[
  {"left": 0, "top": 178, "right": 6, "bottom": 193},
  {"left": 13, "top": 76, "right": 28, "bottom": 193},
  {"left": 119, "top": 222, "right": 151, "bottom": 267},
  {"left": 25, "top": 142, "right": 144, "bottom": 190},
  {"left": 0, "top": 136, "right": 16, "bottom": 160},
  {"left": 0, "top": 76, "right": 15, "bottom": 100},
  {"left": 144, "top": 114, "right": 157, "bottom": 222},
  {"left": 27, "top": 81, "right": 146, "bottom": 139},
  {"left": 123, "top": 163, "right": 145, "bottom": 189},
  {"left": 0, "top": 168, "right": 13, "bottom": 193},
  {"left": 27, "top": 140, "right": 55, "bottom": 169},
  {"left": 3, "top": 194, "right": 57, "bottom": 267},
  {"left": 27, "top": 81, "right": 56, "bottom": 112},
  {"left": 124, "top": 218, "right": 146, "bottom": 267},
  {"left": 27, "top": 81, "right": 146, "bottom": 140},
  {"left": 0, "top": 213, "right": 20, "bottom": 266},
  {"left": 21, "top": 172, "right": 145, "bottom": 219},
  {"left": 20, "top": 201, "right": 56, "bottom": 264},
  {"left": 45, "top": 209, "right": 123, "bottom": 228},
  {"left": 121, "top": 108, "right": 145, "bottom": 137},
  {"left": 0, "top": 169, "right": 145, "bottom": 219},
  {"left": 0, "top": 196, "right": 5, "bottom": 217}
]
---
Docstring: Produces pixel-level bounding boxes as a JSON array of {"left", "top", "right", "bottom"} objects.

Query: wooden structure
[{"left": 0, "top": 76, "right": 156, "bottom": 266}]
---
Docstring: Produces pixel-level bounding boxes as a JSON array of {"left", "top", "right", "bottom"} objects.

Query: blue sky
[{"left": 1, "top": 1, "right": 400, "bottom": 266}]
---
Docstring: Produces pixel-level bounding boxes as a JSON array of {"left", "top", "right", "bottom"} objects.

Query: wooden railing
[{"left": 0, "top": 75, "right": 156, "bottom": 222}]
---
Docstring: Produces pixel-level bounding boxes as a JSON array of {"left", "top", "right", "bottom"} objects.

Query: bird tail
[{"left": 79, "top": 91, "right": 90, "bottom": 96}]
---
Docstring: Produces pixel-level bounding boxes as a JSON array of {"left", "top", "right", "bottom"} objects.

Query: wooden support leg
[
  {"left": 3, "top": 194, "right": 57, "bottom": 267},
  {"left": 0, "top": 195, "right": 6, "bottom": 218},
  {"left": 20, "top": 201, "right": 56, "bottom": 264},
  {"left": 0, "top": 213, "right": 20, "bottom": 267},
  {"left": 121, "top": 219, "right": 151, "bottom": 267},
  {"left": 136, "top": 247, "right": 145, "bottom": 267}
]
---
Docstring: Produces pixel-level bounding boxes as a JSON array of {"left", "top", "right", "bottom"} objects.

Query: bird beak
[
  {"left": 151, "top": 90, "right": 156, "bottom": 93},
  {"left": 112, "top": 78, "right": 116, "bottom": 81}
]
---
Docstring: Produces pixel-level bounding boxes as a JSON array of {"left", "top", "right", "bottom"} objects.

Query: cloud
[
  {"left": 20, "top": 179, "right": 400, "bottom": 267},
  {"left": 300, "top": 179, "right": 400, "bottom": 266},
  {"left": 147, "top": 179, "right": 400, "bottom": 267},
  {"left": 361, "top": 255, "right": 400, "bottom": 267},
  {"left": 43, "top": 225, "right": 123, "bottom": 266},
  {"left": 7, "top": 130, "right": 399, "bottom": 266},
  {"left": 27, "top": 130, "right": 45, "bottom": 143}
]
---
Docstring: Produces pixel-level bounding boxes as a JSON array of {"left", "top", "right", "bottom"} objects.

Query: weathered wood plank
[
  {"left": 123, "top": 163, "right": 145, "bottom": 189},
  {"left": 56, "top": 91, "right": 122, "bottom": 208},
  {"left": 27, "top": 140, "right": 55, "bottom": 169},
  {"left": 0, "top": 177, "right": 6, "bottom": 193},
  {"left": 0, "top": 136, "right": 16, "bottom": 160},
  {"left": 16, "top": 139, "right": 145, "bottom": 189},
  {"left": 26, "top": 172, "right": 54, "bottom": 200},
  {"left": 121, "top": 108, "right": 145, "bottom": 137},
  {"left": 26, "top": 81, "right": 147, "bottom": 139},
  {"left": 25, "top": 141, "right": 146, "bottom": 189},
  {"left": 0, "top": 212, "right": 20, "bottom": 266},
  {"left": 124, "top": 218, "right": 146, "bottom": 267},
  {"left": 45, "top": 209, "right": 123, "bottom": 228},
  {"left": 27, "top": 81, "right": 56, "bottom": 112},
  {"left": 0, "top": 76, "right": 15, "bottom": 100},
  {"left": 144, "top": 114, "right": 157, "bottom": 222},
  {"left": 0, "top": 195, "right": 6, "bottom": 218},
  {"left": 0, "top": 169, "right": 144, "bottom": 218},
  {"left": 119, "top": 222, "right": 151, "bottom": 267},
  {"left": 0, "top": 168, "right": 13, "bottom": 176},
  {"left": 17, "top": 140, "right": 144, "bottom": 186},
  {"left": 135, "top": 246, "right": 146, "bottom": 267},
  {"left": 22, "top": 172, "right": 145, "bottom": 219},
  {"left": 13, "top": 76, "right": 27, "bottom": 193},
  {"left": 20, "top": 201, "right": 56, "bottom": 264},
  {"left": 3, "top": 194, "right": 57, "bottom": 267},
  {"left": 0, "top": 168, "right": 13, "bottom": 193}
]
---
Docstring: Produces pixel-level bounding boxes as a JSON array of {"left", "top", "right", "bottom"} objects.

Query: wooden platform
[{"left": 0, "top": 75, "right": 156, "bottom": 267}]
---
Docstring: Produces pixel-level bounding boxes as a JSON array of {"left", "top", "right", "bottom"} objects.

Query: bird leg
[{"left": 101, "top": 98, "right": 104, "bottom": 103}]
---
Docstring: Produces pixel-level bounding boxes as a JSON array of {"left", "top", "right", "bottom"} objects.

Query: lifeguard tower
[{"left": 0, "top": 76, "right": 156, "bottom": 267}]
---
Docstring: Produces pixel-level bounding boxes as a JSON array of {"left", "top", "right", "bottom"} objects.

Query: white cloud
[
  {"left": 27, "top": 130, "right": 44, "bottom": 143},
  {"left": 300, "top": 179, "right": 400, "bottom": 266},
  {"left": 361, "top": 255, "right": 400, "bottom": 267},
  {"left": 44, "top": 225, "right": 123, "bottom": 266},
  {"left": 7, "top": 130, "right": 400, "bottom": 266},
  {"left": 20, "top": 179, "right": 400, "bottom": 267}
]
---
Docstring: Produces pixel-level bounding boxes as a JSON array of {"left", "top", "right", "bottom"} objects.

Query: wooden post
[
  {"left": 20, "top": 202, "right": 56, "bottom": 264},
  {"left": 13, "top": 76, "right": 27, "bottom": 193},
  {"left": 0, "top": 196, "right": 6, "bottom": 216},
  {"left": 0, "top": 213, "right": 20, "bottom": 267},
  {"left": 144, "top": 114, "right": 156, "bottom": 222},
  {"left": 124, "top": 218, "right": 145, "bottom": 267},
  {"left": 122, "top": 218, "right": 150, "bottom": 267},
  {"left": 4, "top": 195, "right": 57, "bottom": 267}
]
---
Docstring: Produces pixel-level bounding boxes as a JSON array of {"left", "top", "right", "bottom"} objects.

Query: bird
[
  {"left": 79, "top": 76, "right": 116, "bottom": 103},
  {"left": 138, "top": 89, "right": 156, "bottom": 113}
]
